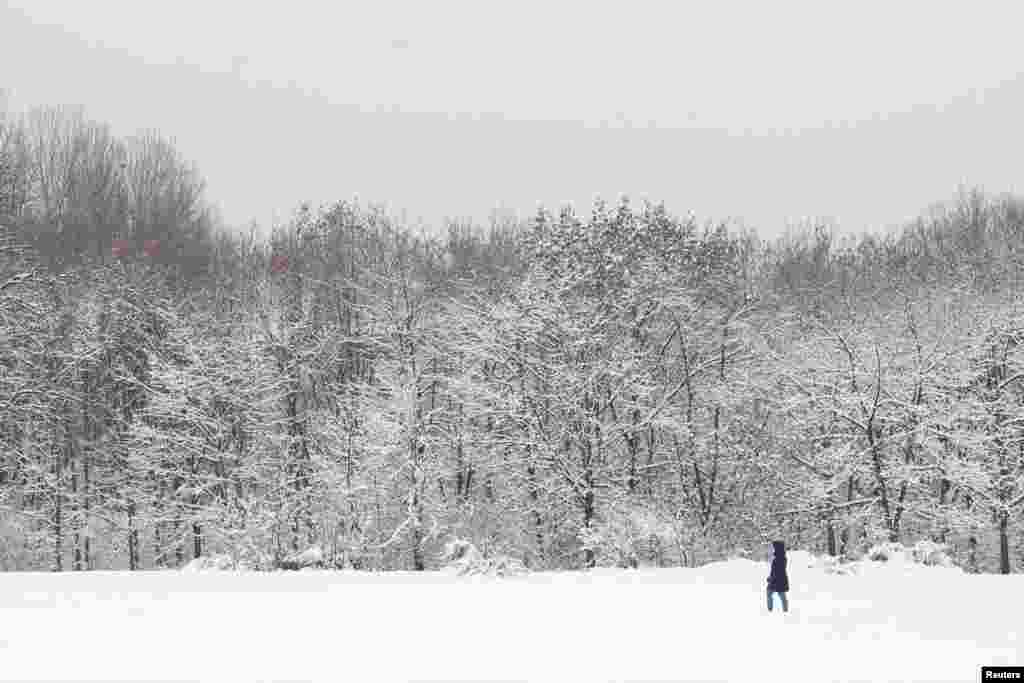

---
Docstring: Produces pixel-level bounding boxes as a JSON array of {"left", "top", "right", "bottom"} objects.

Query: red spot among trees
[
  {"left": 111, "top": 239, "right": 130, "bottom": 258},
  {"left": 143, "top": 240, "right": 161, "bottom": 258},
  {"left": 271, "top": 255, "right": 289, "bottom": 274}
]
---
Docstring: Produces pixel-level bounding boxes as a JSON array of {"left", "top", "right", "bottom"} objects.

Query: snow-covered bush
[
  {"left": 278, "top": 545, "right": 325, "bottom": 570},
  {"left": 813, "top": 554, "right": 859, "bottom": 576},
  {"left": 233, "top": 546, "right": 274, "bottom": 572},
  {"left": 727, "top": 547, "right": 750, "bottom": 561},
  {"left": 214, "top": 505, "right": 280, "bottom": 571},
  {"left": 580, "top": 504, "right": 677, "bottom": 568},
  {"left": 909, "top": 540, "right": 954, "bottom": 567},
  {"left": 865, "top": 541, "right": 953, "bottom": 567},
  {"left": 0, "top": 514, "right": 37, "bottom": 571},
  {"left": 481, "top": 555, "right": 525, "bottom": 577},
  {"left": 443, "top": 538, "right": 483, "bottom": 571},
  {"left": 182, "top": 553, "right": 239, "bottom": 571},
  {"left": 442, "top": 538, "right": 524, "bottom": 577},
  {"left": 867, "top": 541, "right": 906, "bottom": 563}
]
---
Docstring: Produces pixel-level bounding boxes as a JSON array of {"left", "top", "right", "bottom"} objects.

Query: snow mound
[
  {"left": 279, "top": 545, "right": 325, "bottom": 570},
  {"left": 908, "top": 540, "right": 955, "bottom": 567},
  {"left": 4, "top": 549, "right": 1021, "bottom": 682},
  {"left": 693, "top": 557, "right": 765, "bottom": 585},
  {"left": 809, "top": 555, "right": 859, "bottom": 576},
  {"left": 866, "top": 541, "right": 953, "bottom": 567},
  {"left": 181, "top": 554, "right": 239, "bottom": 572},
  {"left": 867, "top": 542, "right": 908, "bottom": 563},
  {"left": 442, "top": 539, "right": 525, "bottom": 577}
]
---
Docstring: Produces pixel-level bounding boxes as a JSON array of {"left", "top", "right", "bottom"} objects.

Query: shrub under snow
[
  {"left": 811, "top": 554, "right": 859, "bottom": 576},
  {"left": 865, "top": 541, "right": 953, "bottom": 567},
  {"left": 181, "top": 554, "right": 239, "bottom": 571},
  {"left": 579, "top": 504, "right": 678, "bottom": 567},
  {"left": 278, "top": 545, "right": 325, "bottom": 571},
  {"left": 442, "top": 539, "right": 524, "bottom": 577},
  {"left": 866, "top": 542, "right": 906, "bottom": 563},
  {"left": 909, "top": 540, "right": 955, "bottom": 567}
]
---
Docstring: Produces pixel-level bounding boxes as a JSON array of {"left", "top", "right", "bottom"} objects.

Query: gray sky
[{"left": 2, "top": 0, "right": 1022, "bottom": 239}]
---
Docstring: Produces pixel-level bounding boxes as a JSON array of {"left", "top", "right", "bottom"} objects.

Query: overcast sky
[{"left": 2, "top": 0, "right": 1022, "bottom": 238}]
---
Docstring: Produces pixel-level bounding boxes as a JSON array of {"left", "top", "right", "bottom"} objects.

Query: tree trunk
[
  {"left": 410, "top": 446, "right": 425, "bottom": 571},
  {"left": 127, "top": 500, "right": 138, "bottom": 571},
  {"left": 411, "top": 532, "right": 424, "bottom": 570},
  {"left": 581, "top": 477, "right": 595, "bottom": 568},
  {"left": 152, "top": 479, "right": 165, "bottom": 568},
  {"left": 154, "top": 519, "right": 163, "bottom": 569},
  {"left": 866, "top": 426, "right": 894, "bottom": 541},
  {"left": 72, "top": 456, "right": 81, "bottom": 571},
  {"left": 826, "top": 519, "right": 837, "bottom": 557},
  {"left": 645, "top": 426, "right": 656, "bottom": 499},
  {"left": 998, "top": 512, "right": 1011, "bottom": 574},
  {"left": 582, "top": 511, "right": 595, "bottom": 568},
  {"left": 190, "top": 452, "right": 202, "bottom": 560},
  {"left": 82, "top": 449, "right": 90, "bottom": 569},
  {"left": 411, "top": 490, "right": 425, "bottom": 572},
  {"left": 892, "top": 478, "right": 910, "bottom": 541},
  {"left": 174, "top": 515, "right": 184, "bottom": 567},
  {"left": 193, "top": 522, "right": 202, "bottom": 560},
  {"left": 52, "top": 459, "right": 63, "bottom": 573},
  {"left": 527, "top": 462, "right": 544, "bottom": 566},
  {"left": 580, "top": 414, "right": 596, "bottom": 569},
  {"left": 627, "top": 395, "right": 640, "bottom": 494},
  {"left": 936, "top": 478, "right": 951, "bottom": 543}
]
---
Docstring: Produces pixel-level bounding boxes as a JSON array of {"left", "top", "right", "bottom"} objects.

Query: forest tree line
[{"left": 1, "top": 104, "right": 1023, "bottom": 573}]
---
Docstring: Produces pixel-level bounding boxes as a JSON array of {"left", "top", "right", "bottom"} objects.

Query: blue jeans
[{"left": 767, "top": 589, "right": 788, "bottom": 612}]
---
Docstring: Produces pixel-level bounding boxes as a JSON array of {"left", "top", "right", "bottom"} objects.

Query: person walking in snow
[{"left": 766, "top": 540, "right": 789, "bottom": 613}]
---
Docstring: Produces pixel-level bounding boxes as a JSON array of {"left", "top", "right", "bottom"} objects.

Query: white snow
[
  {"left": 181, "top": 553, "right": 240, "bottom": 572},
  {"left": 0, "top": 553, "right": 1018, "bottom": 682},
  {"left": 283, "top": 545, "right": 325, "bottom": 568}
]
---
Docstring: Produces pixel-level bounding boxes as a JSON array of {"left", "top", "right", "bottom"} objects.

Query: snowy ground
[{"left": 0, "top": 551, "right": 1018, "bottom": 682}]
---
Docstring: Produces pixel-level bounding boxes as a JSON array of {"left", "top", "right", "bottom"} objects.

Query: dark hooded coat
[{"left": 767, "top": 541, "right": 789, "bottom": 593}]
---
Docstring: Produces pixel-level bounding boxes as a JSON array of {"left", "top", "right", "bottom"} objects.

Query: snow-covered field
[{"left": 0, "top": 551, "right": 1018, "bottom": 682}]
